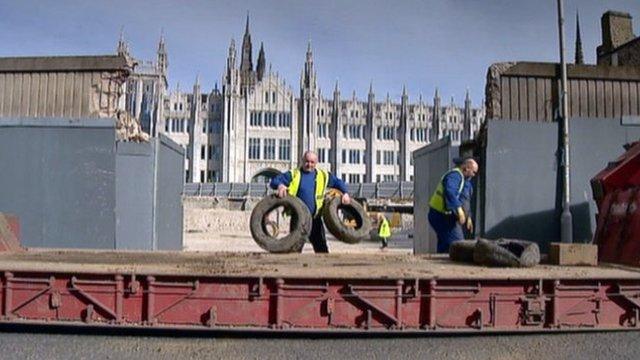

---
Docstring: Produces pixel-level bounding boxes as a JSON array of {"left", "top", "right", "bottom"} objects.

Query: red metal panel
[{"left": 2, "top": 271, "right": 640, "bottom": 333}]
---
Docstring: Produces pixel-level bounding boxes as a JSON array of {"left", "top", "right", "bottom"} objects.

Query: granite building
[{"left": 122, "top": 17, "right": 485, "bottom": 183}]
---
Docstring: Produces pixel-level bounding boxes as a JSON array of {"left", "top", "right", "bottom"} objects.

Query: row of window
[
  {"left": 341, "top": 149, "right": 364, "bottom": 164},
  {"left": 185, "top": 170, "right": 219, "bottom": 183},
  {"left": 411, "top": 128, "right": 428, "bottom": 142},
  {"left": 317, "top": 148, "right": 331, "bottom": 163},
  {"left": 166, "top": 118, "right": 189, "bottom": 133},
  {"left": 377, "top": 126, "right": 396, "bottom": 140},
  {"left": 165, "top": 118, "right": 222, "bottom": 134},
  {"left": 376, "top": 150, "right": 400, "bottom": 166},
  {"left": 339, "top": 174, "right": 401, "bottom": 183},
  {"left": 248, "top": 138, "right": 291, "bottom": 161},
  {"left": 264, "top": 91, "right": 278, "bottom": 104},
  {"left": 249, "top": 111, "right": 292, "bottom": 128},
  {"left": 343, "top": 124, "right": 365, "bottom": 139}
]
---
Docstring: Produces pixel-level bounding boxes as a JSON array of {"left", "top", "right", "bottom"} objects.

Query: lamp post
[{"left": 557, "top": 0, "right": 573, "bottom": 243}]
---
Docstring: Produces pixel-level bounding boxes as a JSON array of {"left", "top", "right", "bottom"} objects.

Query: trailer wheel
[
  {"left": 473, "top": 238, "right": 540, "bottom": 267},
  {"left": 449, "top": 240, "right": 477, "bottom": 263},
  {"left": 250, "top": 195, "right": 311, "bottom": 253},
  {"left": 322, "top": 197, "right": 371, "bottom": 244}
]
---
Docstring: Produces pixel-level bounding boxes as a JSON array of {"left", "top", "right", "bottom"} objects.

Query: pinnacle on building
[{"left": 575, "top": 11, "right": 584, "bottom": 64}]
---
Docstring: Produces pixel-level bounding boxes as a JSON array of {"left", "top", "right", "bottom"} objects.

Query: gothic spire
[
  {"left": 306, "top": 40, "right": 313, "bottom": 62},
  {"left": 575, "top": 10, "right": 584, "bottom": 64},
  {"left": 157, "top": 30, "right": 168, "bottom": 74},
  {"left": 256, "top": 42, "right": 265, "bottom": 81},
  {"left": 117, "top": 27, "right": 129, "bottom": 57},
  {"left": 240, "top": 12, "right": 253, "bottom": 73}
]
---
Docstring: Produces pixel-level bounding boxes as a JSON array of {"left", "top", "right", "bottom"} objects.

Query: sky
[{"left": 0, "top": 0, "right": 639, "bottom": 106}]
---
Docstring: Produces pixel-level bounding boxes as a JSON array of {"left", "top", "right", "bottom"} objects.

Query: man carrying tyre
[
  {"left": 428, "top": 158, "right": 478, "bottom": 253},
  {"left": 270, "top": 150, "right": 350, "bottom": 253}
]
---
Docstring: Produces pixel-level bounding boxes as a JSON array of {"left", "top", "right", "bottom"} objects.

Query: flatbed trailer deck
[{"left": 2, "top": 249, "right": 640, "bottom": 333}]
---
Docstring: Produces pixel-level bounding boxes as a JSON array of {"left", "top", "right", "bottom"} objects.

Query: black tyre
[
  {"left": 322, "top": 197, "right": 372, "bottom": 244},
  {"left": 249, "top": 195, "right": 311, "bottom": 253},
  {"left": 473, "top": 238, "right": 540, "bottom": 267},
  {"left": 449, "top": 240, "right": 477, "bottom": 263}
]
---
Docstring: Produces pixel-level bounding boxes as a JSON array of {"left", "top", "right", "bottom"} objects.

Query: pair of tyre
[
  {"left": 449, "top": 238, "right": 540, "bottom": 267},
  {"left": 249, "top": 195, "right": 371, "bottom": 253}
]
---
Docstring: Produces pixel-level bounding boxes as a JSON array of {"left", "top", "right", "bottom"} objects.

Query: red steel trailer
[{"left": 0, "top": 248, "right": 640, "bottom": 333}]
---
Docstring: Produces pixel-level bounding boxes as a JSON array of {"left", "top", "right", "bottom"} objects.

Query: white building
[{"left": 123, "top": 17, "right": 485, "bottom": 183}]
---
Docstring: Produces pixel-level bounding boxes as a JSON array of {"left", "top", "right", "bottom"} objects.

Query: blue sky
[{"left": 0, "top": 0, "right": 638, "bottom": 106}]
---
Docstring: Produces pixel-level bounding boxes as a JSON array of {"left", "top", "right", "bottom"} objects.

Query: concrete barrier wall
[
  {"left": 0, "top": 118, "right": 183, "bottom": 250},
  {"left": 412, "top": 137, "right": 458, "bottom": 254},
  {"left": 481, "top": 118, "right": 640, "bottom": 251}
]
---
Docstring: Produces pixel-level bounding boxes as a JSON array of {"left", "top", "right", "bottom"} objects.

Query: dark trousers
[
  {"left": 428, "top": 208, "right": 464, "bottom": 253},
  {"left": 309, "top": 216, "right": 328, "bottom": 253}
]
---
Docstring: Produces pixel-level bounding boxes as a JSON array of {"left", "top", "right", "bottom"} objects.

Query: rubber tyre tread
[
  {"left": 322, "top": 197, "right": 372, "bottom": 244},
  {"left": 473, "top": 238, "right": 540, "bottom": 267},
  {"left": 449, "top": 240, "right": 477, "bottom": 263},
  {"left": 250, "top": 195, "right": 311, "bottom": 253},
  {"left": 473, "top": 238, "right": 520, "bottom": 267}
]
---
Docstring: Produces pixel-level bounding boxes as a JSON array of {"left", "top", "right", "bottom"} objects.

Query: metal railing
[{"left": 183, "top": 181, "right": 414, "bottom": 200}]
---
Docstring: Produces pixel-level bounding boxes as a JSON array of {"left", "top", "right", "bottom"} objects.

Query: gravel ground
[{"left": 0, "top": 327, "right": 637, "bottom": 360}]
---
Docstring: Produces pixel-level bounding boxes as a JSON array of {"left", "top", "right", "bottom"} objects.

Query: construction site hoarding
[
  {"left": 480, "top": 118, "right": 640, "bottom": 250},
  {"left": 0, "top": 55, "right": 131, "bottom": 119},
  {"left": 485, "top": 62, "right": 640, "bottom": 122},
  {"left": 0, "top": 117, "right": 183, "bottom": 250}
]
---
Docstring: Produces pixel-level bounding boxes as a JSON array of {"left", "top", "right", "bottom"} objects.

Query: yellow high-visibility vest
[
  {"left": 429, "top": 168, "right": 464, "bottom": 214},
  {"left": 288, "top": 168, "right": 329, "bottom": 216},
  {"left": 378, "top": 218, "right": 391, "bottom": 238}
]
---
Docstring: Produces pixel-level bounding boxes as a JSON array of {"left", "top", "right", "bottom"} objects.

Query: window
[
  {"left": 383, "top": 151, "right": 394, "bottom": 165},
  {"left": 376, "top": 150, "right": 381, "bottom": 165},
  {"left": 185, "top": 170, "right": 190, "bottom": 182},
  {"left": 207, "top": 145, "right": 212, "bottom": 160},
  {"left": 264, "top": 138, "right": 276, "bottom": 160},
  {"left": 317, "top": 123, "right": 328, "bottom": 138},
  {"left": 278, "top": 139, "right": 290, "bottom": 161},
  {"left": 207, "top": 170, "right": 213, "bottom": 182},
  {"left": 349, "top": 149, "right": 361, "bottom": 164},
  {"left": 200, "top": 170, "right": 205, "bottom": 183},
  {"left": 272, "top": 91, "right": 276, "bottom": 103},
  {"left": 265, "top": 112, "right": 277, "bottom": 127},
  {"left": 249, "top": 111, "right": 261, "bottom": 126},
  {"left": 349, "top": 174, "right": 360, "bottom": 183},
  {"left": 265, "top": 92, "right": 269, "bottom": 103},
  {"left": 383, "top": 175, "right": 395, "bottom": 182},
  {"left": 201, "top": 145, "right": 206, "bottom": 160},
  {"left": 342, "top": 125, "right": 347, "bottom": 138},
  {"left": 318, "top": 148, "right": 327, "bottom": 163},
  {"left": 278, "top": 113, "right": 291, "bottom": 127},
  {"left": 202, "top": 120, "right": 208, "bottom": 133},
  {"left": 341, "top": 149, "right": 347, "bottom": 163},
  {"left": 249, "top": 138, "right": 260, "bottom": 159}
]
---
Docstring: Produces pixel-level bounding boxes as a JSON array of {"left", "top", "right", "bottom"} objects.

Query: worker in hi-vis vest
[
  {"left": 428, "top": 158, "right": 478, "bottom": 253},
  {"left": 270, "top": 150, "right": 350, "bottom": 253},
  {"left": 378, "top": 214, "right": 391, "bottom": 250}
]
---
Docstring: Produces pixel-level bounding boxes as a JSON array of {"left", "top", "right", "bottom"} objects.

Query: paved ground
[{"left": 0, "top": 327, "right": 637, "bottom": 359}]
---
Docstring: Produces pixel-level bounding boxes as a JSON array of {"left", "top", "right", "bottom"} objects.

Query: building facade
[{"left": 123, "top": 18, "right": 485, "bottom": 183}]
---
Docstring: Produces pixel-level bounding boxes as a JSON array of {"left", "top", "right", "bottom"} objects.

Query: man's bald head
[
  {"left": 461, "top": 158, "right": 479, "bottom": 178},
  {"left": 302, "top": 150, "right": 318, "bottom": 172}
]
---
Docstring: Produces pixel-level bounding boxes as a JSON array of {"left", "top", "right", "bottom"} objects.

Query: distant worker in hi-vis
[
  {"left": 378, "top": 214, "right": 391, "bottom": 250},
  {"left": 428, "top": 158, "right": 478, "bottom": 253}
]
